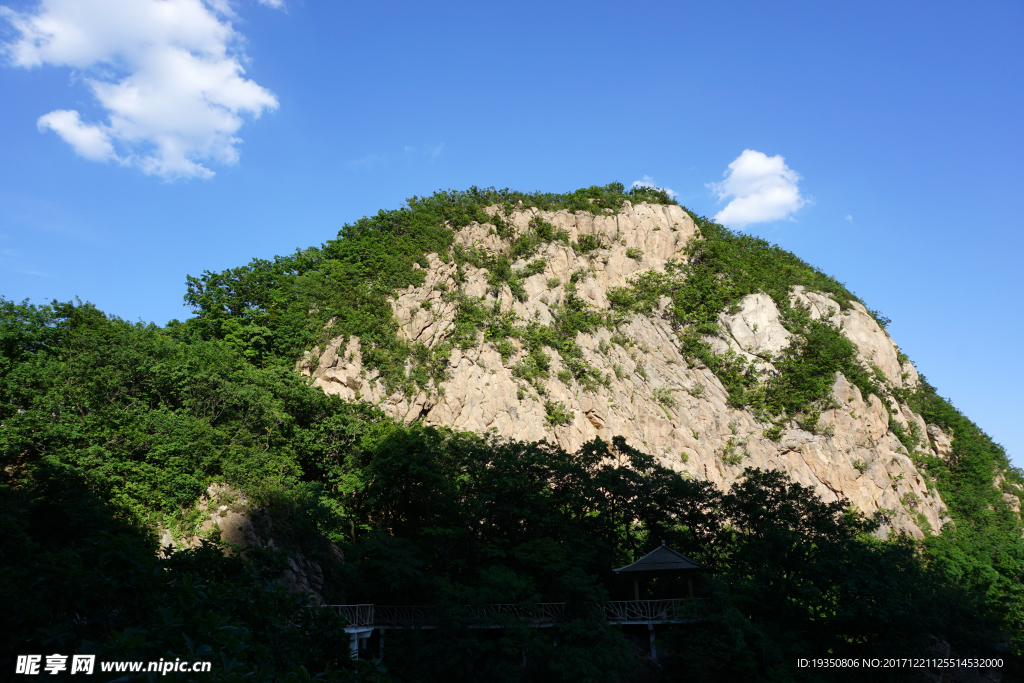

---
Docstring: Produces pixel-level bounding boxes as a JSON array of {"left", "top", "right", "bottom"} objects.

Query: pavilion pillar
[
  {"left": 688, "top": 573, "right": 693, "bottom": 598},
  {"left": 648, "top": 624, "right": 657, "bottom": 662},
  {"left": 633, "top": 578, "right": 640, "bottom": 601}
]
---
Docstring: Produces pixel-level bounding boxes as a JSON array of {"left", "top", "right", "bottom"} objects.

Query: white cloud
[
  {"left": 350, "top": 143, "right": 444, "bottom": 169},
  {"left": 204, "top": 0, "right": 235, "bottom": 16},
  {"left": 1, "top": 0, "right": 279, "bottom": 179},
  {"left": 404, "top": 142, "right": 445, "bottom": 158},
  {"left": 631, "top": 175, "right": 676, "bottom": 198},
  {"left": 845, "top": 214, "right": 854, "bottom": 223},
  {"left": 709, "top": 150, "right": 806, "bottom": 228},
  {"left": 348, "top": 152, "right": 388, "bottom": 169},
  {"left": 37, "top": 109, "right": 116, "bottom": 161}
]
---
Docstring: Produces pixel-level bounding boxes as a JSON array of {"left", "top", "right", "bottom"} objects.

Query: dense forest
[{"left": 2, "top": 184, "right": 1022, "bottom": 681}]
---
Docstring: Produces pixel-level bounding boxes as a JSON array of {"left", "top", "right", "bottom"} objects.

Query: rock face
[
  {"left": 298, "top": 202, "right": 950, "bottom": 538},
  {"left": 159, "top": 484, "right": 343, "bottom": 602}
]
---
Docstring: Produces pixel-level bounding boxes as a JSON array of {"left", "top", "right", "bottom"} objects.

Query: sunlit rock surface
[{"left": 298, "top": 202, "right": 950, "bottom": 538}]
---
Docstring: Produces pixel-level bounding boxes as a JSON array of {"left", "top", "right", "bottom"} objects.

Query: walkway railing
[
  {"left": 604, "top": 598, "right": 707, "bottom": 623},
  {"left": 328, "top": 598, "right": 707, "bottom": 629},
  {"left": 332, "top": 604, "right": 375, "bottom": 629}
]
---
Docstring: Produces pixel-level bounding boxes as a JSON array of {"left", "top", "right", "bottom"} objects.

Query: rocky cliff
[
  {"left": 297, "top": 201, "right": 951, "bottom": 538},
  {"left": 159, "top": 484, "right": 345, "bottom": 602}
]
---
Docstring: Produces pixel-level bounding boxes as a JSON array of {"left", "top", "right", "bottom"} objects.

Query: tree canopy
[{"left": 2, "top": 184, "right": 1021, "bottom": 681}]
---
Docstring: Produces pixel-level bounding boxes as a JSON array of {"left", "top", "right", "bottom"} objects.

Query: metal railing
[
  {"left": 604, "top": 598, "right": 708, "bottom": 623},
  {"left": 375, "top": 605, "right": 428, "bottom": 628},
  {"left": 463, "top": 602, "right": 567, "bottom": 625},
  {"left": 330, "top": 604, "right": 375, "bottom": 628},
  {"left": 329, "top": 599, "right": 707, "bottom": 629}
]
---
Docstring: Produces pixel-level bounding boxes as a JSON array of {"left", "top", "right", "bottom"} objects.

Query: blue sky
[{"left": 1, "top": 0, "right": 1021, "bottom": 466}]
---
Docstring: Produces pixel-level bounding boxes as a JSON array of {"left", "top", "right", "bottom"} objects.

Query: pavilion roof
[{"left": 613, "top": 542, "right": 710, "bottom": 573}]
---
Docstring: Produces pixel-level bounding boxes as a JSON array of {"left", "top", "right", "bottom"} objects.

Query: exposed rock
[
  {"left": 158, "top": 484, "right": 343, "bottom": 603},
  {"left": 928, "top": 424, "right": 953, "bottom": 460},
  {"left": 791, "top": 285, "right": 911, "bottom": 389},
  {"left": 719, "top": 292, "right": 792, "bottom": 359},
  {"left": 994, "top": 473, "right": 1023, "bottom": 515},
  {"left": 300, "top": 202, "right": 950, "bottom": 538}
]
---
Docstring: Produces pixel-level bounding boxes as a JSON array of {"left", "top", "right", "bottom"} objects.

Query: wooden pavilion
[{"left": 613, "top": 541, "right": 710, "bottom": 600}]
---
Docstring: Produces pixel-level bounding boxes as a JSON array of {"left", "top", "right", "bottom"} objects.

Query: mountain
[
  {"left": 4, "top": 184, "right": 1021, "bottom": 680},
  {"left": 293, "top": 198, "right": 1002, "bottom": 539}
]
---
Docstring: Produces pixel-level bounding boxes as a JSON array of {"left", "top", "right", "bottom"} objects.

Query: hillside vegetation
[{"left": 2, "top": 184, "right": 1021, "bottom": 681}]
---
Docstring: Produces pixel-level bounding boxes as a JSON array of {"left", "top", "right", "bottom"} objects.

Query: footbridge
[{"left": 328, "top": 598, "right": 708, "bottom": 660}]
